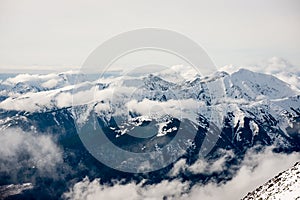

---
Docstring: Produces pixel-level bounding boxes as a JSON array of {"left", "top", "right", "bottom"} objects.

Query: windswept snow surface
[{"left": 243, "top": 162, "right": 300, "bottom": 200}]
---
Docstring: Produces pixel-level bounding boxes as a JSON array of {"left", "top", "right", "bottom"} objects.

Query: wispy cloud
[{"left": 0, "top": 128, "right": 63, "bottom": 180}]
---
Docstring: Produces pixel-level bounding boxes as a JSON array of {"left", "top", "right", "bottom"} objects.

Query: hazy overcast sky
[{"left": 0, "top": 0, "right": 299, "bottom": 72}]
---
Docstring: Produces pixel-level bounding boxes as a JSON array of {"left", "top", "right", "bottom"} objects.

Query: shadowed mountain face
[{"left": 0, "top": 68, "right": 299, "bottom": 199}]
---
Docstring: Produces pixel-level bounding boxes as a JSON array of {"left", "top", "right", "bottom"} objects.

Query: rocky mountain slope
[{"left": 243, "top": 162, "right": 300, "bottom": 200}]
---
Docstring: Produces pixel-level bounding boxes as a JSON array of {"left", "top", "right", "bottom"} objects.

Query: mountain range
[{"left": 0, "top": 67, "right": 299, "bottom": 199}]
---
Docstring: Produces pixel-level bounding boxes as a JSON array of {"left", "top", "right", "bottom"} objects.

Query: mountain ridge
[{"left": 243, "top": 161, "right": 300, "bottom": 200}]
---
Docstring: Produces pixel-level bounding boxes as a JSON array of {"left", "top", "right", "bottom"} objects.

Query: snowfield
[{"left": 243, "top": 162, "right": 300, "bottom": 200}]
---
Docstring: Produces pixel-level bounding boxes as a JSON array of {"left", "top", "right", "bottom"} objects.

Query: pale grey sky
[{"left": 0, "top": 0, "right": 299, "bottom": 72}]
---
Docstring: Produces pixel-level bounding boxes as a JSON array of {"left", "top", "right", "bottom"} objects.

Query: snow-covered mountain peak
[{"left": 224, "top": 68, "right": 298, "bottom": 101}]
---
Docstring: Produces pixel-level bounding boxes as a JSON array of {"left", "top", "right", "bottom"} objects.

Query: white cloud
[
  {"left": 126, "top": 98, "right": 202, "bottom": 124},
  {"left": 0, "top": 128, "right": 63, "bottom": 176},
  {"left": 42, "top": 78, "right": 59, "bottom": 88},
  {"left": 168, "top": 158, "right": 187, "bottom": 177},
  {"left": 56, "top": 92, "right": 73, "bottom": 108},
  {"left": 63, "top": 178, "right": 189, "bottom": 200},
  {"left": 169, "top": 150, "right": 234, "bottom": 177},
  {"left": 63, "top": 146, "right": 300, "bottom": 200},
  {"left": 190, "top": 152, "right": 233, "bottom": 175}
]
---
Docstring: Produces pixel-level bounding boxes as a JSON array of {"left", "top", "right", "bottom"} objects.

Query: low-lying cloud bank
[
  {"left": 64, "top": 146, "right": 300, "bottom": 200},
  {"left": 0, "top": 128, "right": 63, "bottom": 179}
]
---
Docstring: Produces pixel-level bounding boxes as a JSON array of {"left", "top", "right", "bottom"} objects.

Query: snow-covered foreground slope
[{"left": 243, "top": 162, "right": 300, "bottom": 200}]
